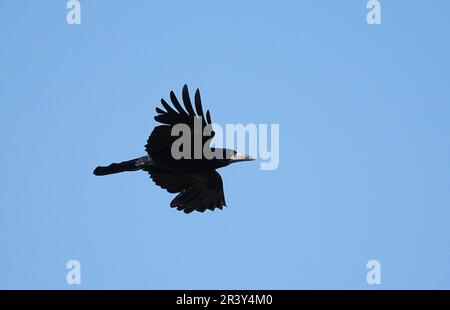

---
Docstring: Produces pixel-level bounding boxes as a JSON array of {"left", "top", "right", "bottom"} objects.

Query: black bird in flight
[{"left": 93, "top": 85, "right": 254, "bottom": 213}]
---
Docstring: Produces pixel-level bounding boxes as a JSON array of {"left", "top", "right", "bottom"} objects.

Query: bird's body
[{"left": 94, "top": 85, "right": 253, "bottom": 213}]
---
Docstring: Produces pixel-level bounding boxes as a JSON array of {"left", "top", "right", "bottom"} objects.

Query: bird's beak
[{"left": 230, "top": 153, "right": 255, "bottom": 163}]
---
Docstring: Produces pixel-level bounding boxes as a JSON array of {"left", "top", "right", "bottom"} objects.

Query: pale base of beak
[{"left": 231, "top": 154, "right": 255, "bottom": 162}]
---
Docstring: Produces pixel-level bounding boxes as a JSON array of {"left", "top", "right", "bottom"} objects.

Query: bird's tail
[{"left": 93, "top": 156, "right": 151, "bottom": 176}]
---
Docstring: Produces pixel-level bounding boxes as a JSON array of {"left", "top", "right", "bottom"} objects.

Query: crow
[{"left": 93, "top": 85, "right": 254, "bottom": 213}]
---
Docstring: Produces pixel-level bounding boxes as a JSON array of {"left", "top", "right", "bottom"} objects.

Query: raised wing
[
  {"left": 144, "top": 167, "right": 226, "bottom": 213},
  {"left": 145, "top": 85, "right": 214, "bottom": 165}
]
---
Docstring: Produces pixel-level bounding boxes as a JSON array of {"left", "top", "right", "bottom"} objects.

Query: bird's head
[{"left": 214, "top": 148, "right": 255, "bottom": 168}]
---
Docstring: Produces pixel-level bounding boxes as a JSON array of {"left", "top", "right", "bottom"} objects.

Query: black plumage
[{"left": 93, "top": 85, "right": 253, "bottom": 214}]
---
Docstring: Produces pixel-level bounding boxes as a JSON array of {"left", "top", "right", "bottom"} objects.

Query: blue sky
[{"left": 1, "top": 0, "right": 449, "bottom": 289}]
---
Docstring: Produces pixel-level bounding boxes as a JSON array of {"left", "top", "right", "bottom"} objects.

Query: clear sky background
[{"left": 1, "top": 1, "right": 449, "bottom": 289}]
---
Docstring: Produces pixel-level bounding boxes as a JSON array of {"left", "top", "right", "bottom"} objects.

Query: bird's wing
[
  {"left": 146, "top": 85, "right": 214, "bottom": 162},
  {"left": 144, "top": 167, "right": 226, "bottom": 213}
]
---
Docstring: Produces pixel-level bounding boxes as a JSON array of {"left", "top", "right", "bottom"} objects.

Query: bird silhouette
[{"left": 93, "top": 85, "right": 254, "bottom": 213}]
